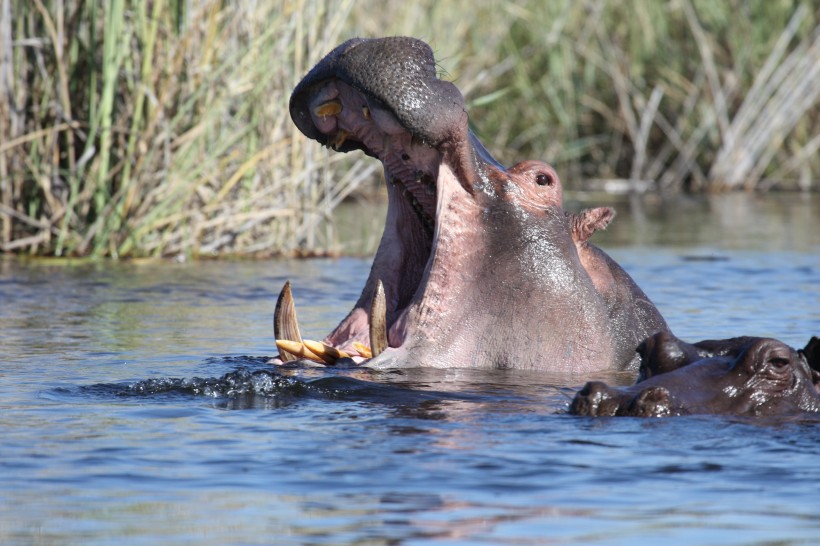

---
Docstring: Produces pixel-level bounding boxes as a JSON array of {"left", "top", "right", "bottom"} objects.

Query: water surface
[{"left": 1, "top": 193, "right": 819, "bottom": 545}]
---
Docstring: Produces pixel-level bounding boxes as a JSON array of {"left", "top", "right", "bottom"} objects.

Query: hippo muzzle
[{"left": 571, "top": 335, "right": 820, "bottom": 417}]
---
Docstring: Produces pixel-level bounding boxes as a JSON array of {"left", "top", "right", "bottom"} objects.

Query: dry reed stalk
[{"left": 703, "top": 4, "right": 819, "bottom": 190}]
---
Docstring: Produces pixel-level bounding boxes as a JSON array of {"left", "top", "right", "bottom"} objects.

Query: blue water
[{"left": 1, "top": 195, "right": 820, "bottom": 545}]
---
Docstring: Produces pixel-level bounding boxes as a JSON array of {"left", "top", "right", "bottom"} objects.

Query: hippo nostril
[
  {"left": 629, "top": 386, "right": 672, "bottom": 417},
  {"left": 570, "top": 381, "right": 619, "bottom": 416},
  {"left": 580, "top": 381, "right": 605, "bottom": 401}
]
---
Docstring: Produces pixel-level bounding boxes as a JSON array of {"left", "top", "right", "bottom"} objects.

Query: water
[{"left": 1, "top": 194, "right": 819, "bottom": 545}]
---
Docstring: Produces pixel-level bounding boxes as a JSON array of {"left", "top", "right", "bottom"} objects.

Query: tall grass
[
  {"left": 1, "top": 0, "right": 818, "bottom": 257},
  {"left": 1, "top": 0, "right": 378, "bottom": 257}
]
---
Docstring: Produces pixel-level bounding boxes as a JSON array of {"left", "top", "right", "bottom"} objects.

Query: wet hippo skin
[
  {"left": 280, "top": 37, "right": 669, "bottom": 373},
  {"left": 570, "top": 333, "right": 820, "bottom": 417}
]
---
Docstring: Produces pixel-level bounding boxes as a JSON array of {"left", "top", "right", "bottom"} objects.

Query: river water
[{"left": 1, "top": 193, "right": 819, "bottom": 545}]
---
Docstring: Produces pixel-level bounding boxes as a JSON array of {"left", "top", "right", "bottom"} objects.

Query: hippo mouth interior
[
  {"left": 275, "top": 79, "right": 481, "bottom": 364},
  {"left": 309, "top": 79, "right": 445, "bottom": 234}
]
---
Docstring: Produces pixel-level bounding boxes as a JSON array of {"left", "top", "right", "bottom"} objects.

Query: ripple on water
[{"left": 2, "top": 219, "right": 820, "bottom": 544}]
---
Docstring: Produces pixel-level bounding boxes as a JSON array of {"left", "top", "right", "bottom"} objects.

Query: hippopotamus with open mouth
[
  {"left": 276, "top": 37, "right": 669, "bottom": 373},
  {"left": 570, "top": 333, "right": 820, "bottom": 417}
]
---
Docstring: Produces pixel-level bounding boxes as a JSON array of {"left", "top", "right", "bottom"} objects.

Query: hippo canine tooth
[
  {"left": 352, "top": 342, "right": 372, "bottom": 358},
  {"left": 275, "top": 339, "right": 324, "bottom": 363},
  {"left": 314, "top": 99, "right": 342, "bottom": 118},
  {"left": 362, "top": 106, "right": 371, "bottom": 120},
  {"left": 274, "top": 281, "right": 303, "bottom": 362},
  {"left": 332, "top": 130, "right": 348, "bottom": 150},
  {"left": 369, "top": 279, "right": 388, "bottom": 357},
  {"left": 302, "top": 340, "right": 349, "bottom": 365}
]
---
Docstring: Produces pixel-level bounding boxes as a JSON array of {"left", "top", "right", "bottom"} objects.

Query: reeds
[
  {"left": 1, "top": 0, "right": 377, "bottom": 257},
  {"left": 1, "top": 0, "right": 817, "bottom": 257},
  {"left": 409, "top": 0, "right": 818, "bottom": 193}
]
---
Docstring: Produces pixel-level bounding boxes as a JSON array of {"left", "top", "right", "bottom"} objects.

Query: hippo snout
[
  {"left": 571, "top": 382, "right": 677, "bottom": 417},
  {"left": 624, "top": 386, "right": 675, "bottom": 417},
  {"left": 570, "top": 381, "right": 620, "bottom": 416}
]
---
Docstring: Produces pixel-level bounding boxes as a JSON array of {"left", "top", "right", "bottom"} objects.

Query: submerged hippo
[
  {"left": 570, "top": 333, "right": 820, "bottom": 417},
  {"left": 278, "top": 37, "right": 668, "bottom": 373}
]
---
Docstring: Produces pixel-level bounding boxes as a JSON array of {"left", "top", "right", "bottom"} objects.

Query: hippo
[
  {"left": 278, "top": 36, "right": 668, "bottom": 373},
  {"left": 570, "top": 333, "right": 820, "bottom": 417}
]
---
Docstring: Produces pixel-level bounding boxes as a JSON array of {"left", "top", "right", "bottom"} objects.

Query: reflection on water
[
  {"left": 336, "top": 191, "right": 820, "bottom": 254},
  {"left": 583, "top": 191, "right": 820, "bottom": 251},
  {"left": 1, "top": 193, "right": 819, "bottom": 544}
]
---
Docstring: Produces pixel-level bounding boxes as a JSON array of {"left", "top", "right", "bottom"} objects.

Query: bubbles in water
[{"left": 126, "top": 368, "right": 305, "bottom": 398}]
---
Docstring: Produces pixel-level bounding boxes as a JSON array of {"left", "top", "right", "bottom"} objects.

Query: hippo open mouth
[
  {"left": 280, "top": 38, "right": 504, "bottom": 367},
  {"left": 275, "top": 37, "right": 668, "bottom": 372}
]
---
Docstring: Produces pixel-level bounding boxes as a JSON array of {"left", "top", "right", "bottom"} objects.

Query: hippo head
[
  {"left": 570, "top": 336, "right": 820, "bottom": 417},
  {"left": 278, "top": 37, "right": 666, "bottom": 372}
]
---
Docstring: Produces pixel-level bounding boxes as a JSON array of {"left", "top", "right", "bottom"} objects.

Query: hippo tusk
[
  {"left": 314, "top": 99, "right": 342, "bottom": 118},
  {"left": 352, "top": 342, "right": 372, "bottom": 358},
  {"left": 275, "top": 339, "right": 324, "bottom": 363},
  {"left": 362, "top": 106, "right": 371, "bottom": 120},
  {"left": 302, "top": 340, "right": 349, "bottom": 365},
  {"left": 332, "top": 130, "right": 348, "bottom": 150},
  {"left": 274, "top": 281, "right": 303, "bottom": 362},
  {"left": 369, "top": 279, "right": 388, "bottom": 357}
]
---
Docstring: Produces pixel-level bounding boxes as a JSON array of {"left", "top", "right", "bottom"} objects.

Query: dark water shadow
[{"left": 59, "top": 356, "right": 487, "bottom": 416}]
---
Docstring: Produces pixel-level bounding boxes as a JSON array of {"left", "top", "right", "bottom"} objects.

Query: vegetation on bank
[{"left": 1, "top": 0, "right": 817, "bottom": 257}]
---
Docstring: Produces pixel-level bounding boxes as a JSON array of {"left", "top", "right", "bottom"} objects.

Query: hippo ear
[
  {"left": 800, "top": 336, "right": 820, "bottom": 372},
  {"left": 637, "top": 331, "right": 699, "bottom": 381},
  {"left": 627, "top": 386, "right": 674, "bottom": 417},
  {"left": 568, "top": 207, "right": 616, "bottom": 244}
]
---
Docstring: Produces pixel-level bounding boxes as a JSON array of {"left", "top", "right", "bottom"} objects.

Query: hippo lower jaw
[{"left": 274, "top": 142, "right": 496, "bottom": 368}]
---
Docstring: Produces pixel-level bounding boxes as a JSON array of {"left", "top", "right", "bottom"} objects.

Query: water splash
[{"left": 126, "top": 368, "right": 305, "bottom": 398}]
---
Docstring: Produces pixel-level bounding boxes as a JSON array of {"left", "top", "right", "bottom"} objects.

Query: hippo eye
[
  {"left": 536, "top": 172, "right": 554, "bottom": 186},
  {"left": 768, "top": 357, "right": 790, "bottom": 369}
]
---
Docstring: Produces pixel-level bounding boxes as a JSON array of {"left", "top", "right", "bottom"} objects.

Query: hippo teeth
[
  {"left": 332, "top": 130, "right": 348, "bottom": 150},
  {"left": 302, "top": 339, "right": 350, "bottom": 365},
  {"left": 274, "top": 281, "right": 302, "bottom": 362},
  {"left": 352, "top": 342, "right": 372, "bottom": 359},
  {"left": 314, "top": 99, "right": 342, "bottom": 118},
  {"left": 274, "top": 280, "right": 376, "bottom": 365},
  {"left": 369, "top": 279, "right": 388, "bottom": 358},
  {"left": 274, "top": 338, "right": 350, "bottom": 366},
  {"left": 275, "top": 339, "right": 322, "bottom": 363}
]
